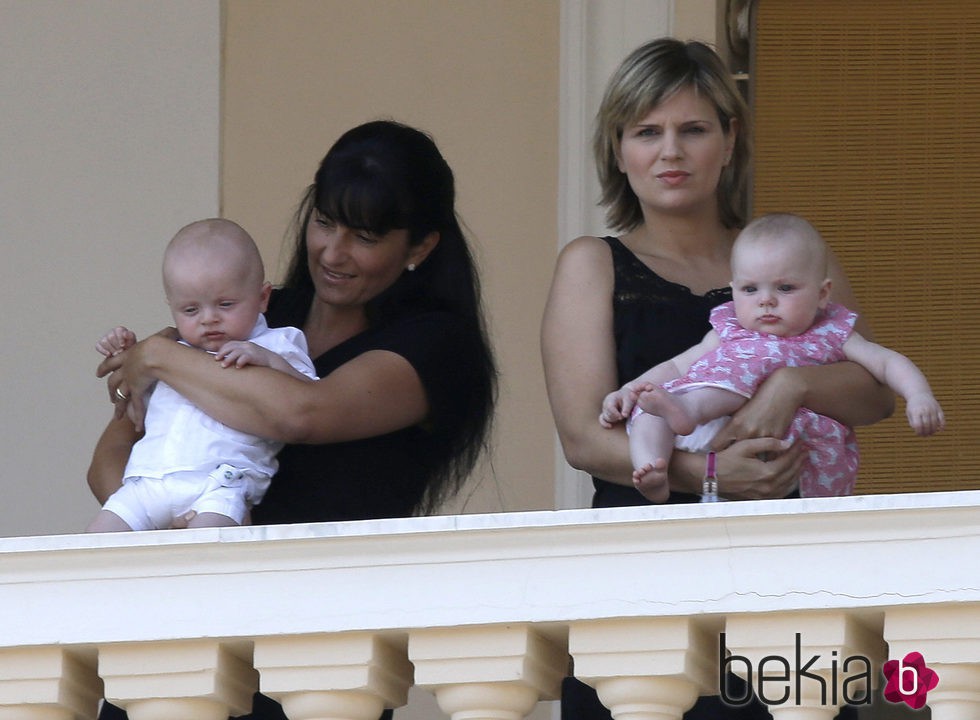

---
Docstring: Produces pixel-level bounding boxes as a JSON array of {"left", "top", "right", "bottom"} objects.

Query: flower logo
[{"left": 882, "top": 652, "right": 939, "bottom": 709}]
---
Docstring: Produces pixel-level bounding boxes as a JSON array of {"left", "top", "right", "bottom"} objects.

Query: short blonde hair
[
  {"left": 163, "top": 218, "right": 265, "bottom": 291},
  {"left": 734, "top": 213, "right": 829, "bottom": 276},
  {"left": 593, "top": 38, "right": 751, "bottom": 232}
]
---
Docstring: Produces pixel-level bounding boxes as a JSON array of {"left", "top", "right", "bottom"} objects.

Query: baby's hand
[
  {"left": 96, "top": 326, "right": 137, "bottom": 357},
  {"left": 599, "top": 383, "right": 650, "bottom": 428},
  {"left": 215, "top": 340, "right": 277, "bottom": 369},
  {"left": 906, "top": 393, "right": 945, "bottom": 436}
]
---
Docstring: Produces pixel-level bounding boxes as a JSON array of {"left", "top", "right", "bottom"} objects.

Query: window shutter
[{"left": 752, "top": 1, "right": 980, "bottom": 493}]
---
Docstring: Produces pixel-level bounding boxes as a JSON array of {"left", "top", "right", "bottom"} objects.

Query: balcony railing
[{"left": 0, "top": 490, "right": 977, "bottom": 720}]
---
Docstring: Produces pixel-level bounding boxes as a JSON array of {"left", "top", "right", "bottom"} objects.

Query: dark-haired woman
[{"left": 90, "top": 120, "right": 497, "bottom": 720}]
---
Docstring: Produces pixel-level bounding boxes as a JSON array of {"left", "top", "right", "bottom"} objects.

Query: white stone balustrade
[{"left": 0, "top": 491, "right": 977, "bottom": 720}]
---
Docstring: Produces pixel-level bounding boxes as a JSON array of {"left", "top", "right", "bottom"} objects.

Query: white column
[
  {"left": 410, "top": 624, "right": 567, "bottom": 720},
  {"left": 884, "top": 605, "right": 980, "bottom": 720},
  {"left": 97, "top": 640, "right": 258, "bottom": 720},
  {"left": 253, "top": 632, "right": 413, "bottom": 720},
  {"left": 554, "top": 0, "right": 673, "bottom": 511},
  {"left": 569, "top": 617, "right": 717, "bottom": 720},
  {"left": 0, "top": 646, "right": 101, "bottom": 720},
  {"left": 724, "top": 612, "right": 886, "bottom": 720}
]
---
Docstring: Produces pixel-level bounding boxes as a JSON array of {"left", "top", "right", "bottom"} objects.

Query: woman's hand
[
  {"left": 713, "top": 437, "right": 803, "bottom": 500},
  {"left": 638, "top": 436, "right": 802, "bottom": 503},
  {"left": 709, "top": 368, "right": 803, "bottom": 449},
  {"left": 97, "top": 332, "right": 173, "bottom": 430},
  {"left": 97, "top": 347, "right": 150, "bottom": 429}
]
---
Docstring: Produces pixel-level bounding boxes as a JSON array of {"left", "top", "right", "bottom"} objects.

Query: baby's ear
[
  {"left": 258, "top": 281, "right": 272, "bottom": 312},
  {"left": 818, "top": 277, "right": 832, "bottom": 308}
]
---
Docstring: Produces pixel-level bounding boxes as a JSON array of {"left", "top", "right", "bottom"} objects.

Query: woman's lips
[
  {"left": 321, "top": 266, "right": 354, "bottom": 282},
  {"left": 657, "top": 170, "right": 689, "bottom": 186}
]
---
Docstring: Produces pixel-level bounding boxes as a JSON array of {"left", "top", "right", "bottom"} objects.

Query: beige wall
[
  {"left": 222, "top": 0, "right": 561, "bottom": 514},
  {"left": 0, "top": 1, "right": 221, "bottom": 537}
]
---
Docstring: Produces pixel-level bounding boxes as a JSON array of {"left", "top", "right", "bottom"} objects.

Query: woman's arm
[
  {"left": 87, "top": 416, "right": 141, "bottom": 505},
  {"left": 713, "top": 249, "right": 895, "bottom": 447},
  {"left": 101, "top": 335, "right": 430, "bottom": 445},
  {"left": 541, "top": 237, "right": 637, "bottom": 487}
]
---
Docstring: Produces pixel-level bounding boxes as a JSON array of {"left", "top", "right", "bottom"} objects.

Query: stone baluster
[
  {"left": 252, "top": 632, "right": 413, "bottom": 720},
  {"left": 410, "top": 624, "right": 567, "bottom": 720},
  {"left": 568, "top": 617, "right": 717, "bottom": 720},
  {"left": 723, "top": 611, "right": 885, "bottom": 720},
  {"left": 883, "top": 605, "right": 980, "bottom": 720},
  {"left": 97, "top": 640, "right": 258, "bottom": 720},
  {"left": 0, "top": 646, "right": 102, "bottom": 720}
]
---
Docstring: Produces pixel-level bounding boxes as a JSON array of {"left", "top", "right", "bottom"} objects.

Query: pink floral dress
[{"left": 664, "top": 301, "right": 860, "bottom": 497}]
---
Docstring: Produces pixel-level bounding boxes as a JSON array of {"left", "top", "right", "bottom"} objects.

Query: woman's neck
[
  {"left": 621, "top": 211, "right": 737, "bottom": 295},
  {"left": 303, "top": 299, "right": 370, "bottom": 359},
  {"left": 626, "top": 208, "right": 734, "bottom": 259}
]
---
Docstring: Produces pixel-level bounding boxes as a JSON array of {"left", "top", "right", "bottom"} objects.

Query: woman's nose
[
  {"left": 318, "top": 228, "right": 350, "bottom": 263},
  {"left": 660, "top": 129, "right": 682, "bottom": 158}
]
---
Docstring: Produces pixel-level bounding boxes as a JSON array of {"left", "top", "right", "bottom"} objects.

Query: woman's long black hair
[{"left": 282, "top": 120, "right": 498, "bottom": 514}]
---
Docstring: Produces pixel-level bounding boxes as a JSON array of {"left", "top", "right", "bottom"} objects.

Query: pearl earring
[{"left": 407, "top": 263, "right": 417, "bottom": 272}]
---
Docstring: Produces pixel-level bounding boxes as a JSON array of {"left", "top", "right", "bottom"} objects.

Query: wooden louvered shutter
[{"left": 751, "top": 1, "right": 980, "bottom": 493}]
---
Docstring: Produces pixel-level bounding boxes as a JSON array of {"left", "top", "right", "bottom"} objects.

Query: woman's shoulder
[
  {"left": 553, "top": 235, "right": 615, "bottom": 278},
  {"left": 559, "top": 234, "right": 615, "bottom": 259}
]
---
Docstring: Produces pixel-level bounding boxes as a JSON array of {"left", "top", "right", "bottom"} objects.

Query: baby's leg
[
  {"left": 187, "top": 512, "right": 240, "bottom": 528},
  {"left": 628, "top": 412, "right": 674, "bottom": 502},
  {"left": 86, "top": 509, "right": 134, "bottom": 533},
  {"left": 637, "top": 386, "right": 745, "bottom": 436}
]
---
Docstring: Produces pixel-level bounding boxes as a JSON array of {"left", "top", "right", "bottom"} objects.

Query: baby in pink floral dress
[{"left": 600, "top": 213, "right": 945, "bottom": 497}]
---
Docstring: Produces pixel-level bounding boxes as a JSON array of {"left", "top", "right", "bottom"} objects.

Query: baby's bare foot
[
  {"left": 632, "top": 459, "right": 669, "bottom": 502},
  {"left": 637, "top": 387, "right": 697, "bottom": 435}
]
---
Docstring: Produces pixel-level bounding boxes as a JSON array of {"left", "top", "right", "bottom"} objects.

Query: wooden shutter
[{"left": 751, "top": 1, "right": 980, "bottom": 493}]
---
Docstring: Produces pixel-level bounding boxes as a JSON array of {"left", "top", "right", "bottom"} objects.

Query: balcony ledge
[{"left": 2, "top": 490, "right": 977, "bottom": 648}]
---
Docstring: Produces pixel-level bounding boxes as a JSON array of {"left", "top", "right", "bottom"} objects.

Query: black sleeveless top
[{"left": 593, "top": 236, "right": 733, "bottom": 508}]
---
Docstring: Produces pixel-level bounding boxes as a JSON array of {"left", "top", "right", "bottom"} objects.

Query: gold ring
[{"left": 114, "top": 387, "right": 128, "bottom": 402}]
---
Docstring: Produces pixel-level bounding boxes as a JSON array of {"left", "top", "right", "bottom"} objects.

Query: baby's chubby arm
[
  {"left": 599, "top": 330, "right": 721, "bottom": 427},
  {"left": 96, "top": 326, "right": 138, "bottom": 357},
  {"left": 842, "top": 333, "right": 944, "bottom": 436},
  {"left": 215, "top": 341, "right": 316, "bottom": 382}
]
